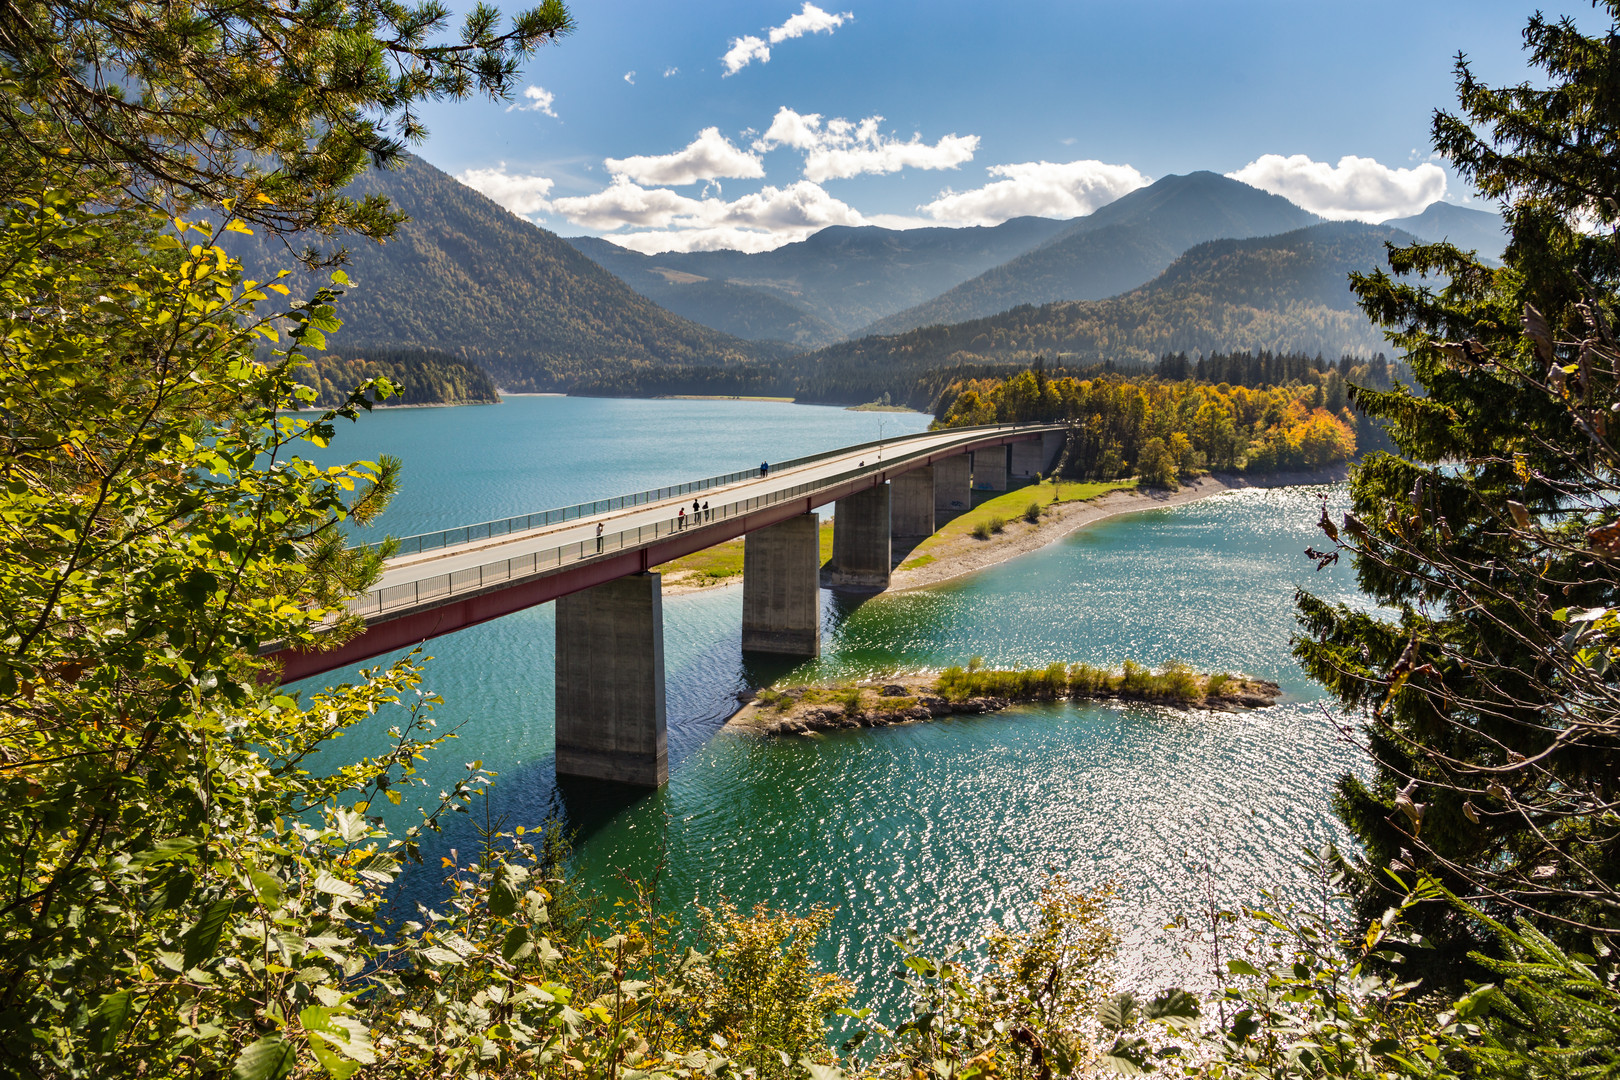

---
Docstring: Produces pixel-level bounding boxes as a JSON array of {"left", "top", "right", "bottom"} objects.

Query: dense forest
[
  {"left": 936, "top": 363, "right": 1363, "bottom": 481},
  {"left": 295, "top": 348, "right": 501, "bottom": 407},
  {"left": 222, "top": 154, "right": 781, "bottom": 392}
]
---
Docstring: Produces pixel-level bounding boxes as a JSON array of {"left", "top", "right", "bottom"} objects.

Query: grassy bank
[
  {"left": 658, "top": 518, "right": 835, "bottom": 585},
  {"left": 735, "top": 660, "right": 1280, "bottom": 736},
  {"left": 900, "top": 479, "right": 1136, "bottom": 569}
]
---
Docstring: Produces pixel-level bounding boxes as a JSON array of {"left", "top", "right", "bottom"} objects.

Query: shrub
[
  {"left": 1203, "top": 672, "right": 1231, "bottom": 697},
  {"left": 838, "top": 687, "right": 864, "bottom": 715},
  {"left": 972, "top": 520, "right": 993, "bottom": 540},
  {"left": 989, "top": 515, "right": 1007, "bottom": 533},
  {"left": 1023, "top": 501, "right": 1042, "bottom": 524}
]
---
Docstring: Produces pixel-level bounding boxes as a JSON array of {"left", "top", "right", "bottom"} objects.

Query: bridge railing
[
  {"left": 365, "top": 422, "right": 1048, "bottom": 557},
  {"left": 346, "top": 424, "right": 1059, "bottom": 619}
]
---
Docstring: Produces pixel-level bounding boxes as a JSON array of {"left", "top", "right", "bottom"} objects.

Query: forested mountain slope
[
  {"left": 577, "top": 216, "right": 1073, "bottom": 334},
  {"left": 226, "top": 154, "right": 774, "bottom": 392},
  {"left": 862, "top": 173, "right": 1322, "bottom": 336},
  {"left": 794, "top": 222, "right": 1406, "bottom": 405},
  {"left": 566, "top": 236, "right": 843, "bottom": 348},
  {"left": 1383, "top": 201, "right": 1507, "bottom": 261}
]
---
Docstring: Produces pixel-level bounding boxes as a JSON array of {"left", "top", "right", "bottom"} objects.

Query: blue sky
[{"left": 411, "top": 0, "right": 1600, "bottom": 252}]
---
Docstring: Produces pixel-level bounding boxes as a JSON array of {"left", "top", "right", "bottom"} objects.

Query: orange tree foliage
[{"left": 938, "top": 368, "right": 1356, "bottom": 478}]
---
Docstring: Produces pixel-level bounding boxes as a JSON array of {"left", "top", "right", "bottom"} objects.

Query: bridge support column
[
  {"left": 1010, "top": 441, "right": 1045, "bottom": 480},
  {"left": 891, "top": 466, "right": 934, "bottom": 545},
  {"left": 827, "top": 484, "right": 890, "bottom": 588},
  {"left": 742, "top": 513, "right": 821, "bottom": 656},
  {"left": 935, "top": 454, "right": 972, "bottom": 525},
  {"left": 974, "top": 446, "right": 1009, "bottom": 490},
  {"left": 1042, "top": 431, "right": 1066, "bottom": 474},
  {"left": 554, "top": 573, "right": 667, "bottom": 787}
]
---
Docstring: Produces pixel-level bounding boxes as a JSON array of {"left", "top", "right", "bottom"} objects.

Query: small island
[{"left": 729, "top": 661, "right": 1281, "bottom": 736}]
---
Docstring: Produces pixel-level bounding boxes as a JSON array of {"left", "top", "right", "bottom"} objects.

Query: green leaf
[
  {"left": 182, "top": 897, "right": 237, "bottom": 969},
  {"left": 1144, "top": 988, "right": 1200, "bottom": 1025},
  {"left": 232, "top": 1035, "right": 296, "bottom": 1080},
  {"left": 502, "top": 924, "right": 534, "bottom": 962},
  {"left": 312, "top": 872, "right": 364, "bottom": 901},
  {"left": 1226, "top": 959, "right": 1263, "bottom": 977},
  {"left": 89, "top": 989, "right": 134, "bottom": 1053},
  {"left": 1098, "top": 992, "right": 1139, "bottom": 1031}
]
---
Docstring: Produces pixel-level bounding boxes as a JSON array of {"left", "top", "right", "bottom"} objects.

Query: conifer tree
[{"left": 1296, "top": 2, "right": 1620, "bottom": 975}]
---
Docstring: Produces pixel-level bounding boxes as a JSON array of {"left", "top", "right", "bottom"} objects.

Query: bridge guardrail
[
  {"left": 347, "top": 424, "right": 1060, "bottom": 619},
  {"left": 363, "top": 422, "right": 1051, "bottom": 557}
]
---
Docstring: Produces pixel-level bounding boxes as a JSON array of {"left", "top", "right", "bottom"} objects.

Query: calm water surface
[{"left": 301, "top": 396, "right": 1368, "bottom": 1007}]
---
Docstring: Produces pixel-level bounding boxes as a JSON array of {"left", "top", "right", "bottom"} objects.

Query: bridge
[{"left": 269, "top": 422, "right": 1067, "bottom": 786}]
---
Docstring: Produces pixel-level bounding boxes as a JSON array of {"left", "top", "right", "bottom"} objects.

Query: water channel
[{"left": 301, "top": 394, "right": 1369, "bottom": 1006}]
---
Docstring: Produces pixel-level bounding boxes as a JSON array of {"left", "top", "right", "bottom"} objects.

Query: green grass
[
  {"left": 658, "top": 519, "right": 834, "bottom": 583},
  {"left": 901, "top": 479, "right": 1137, "bottom": 566},
  {"left": 936, "top": 659, "right": 1211, "bottom": 703}
]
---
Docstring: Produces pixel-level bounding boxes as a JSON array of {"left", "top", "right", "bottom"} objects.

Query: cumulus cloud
[
  {"left": 723, "top": 3, "right": 852, "bottom": 75},
  {"left": 456, "top": 165, "right": 556, "bottom": 217},
  {"left": 920, "top": 160, "right": 1149, "bottom": 226},
  {"left": 663, "top": 66, "right": 679, "bottom": 78},
  {"left": 721, "top": 35, "right": 771, "bottom": 75},
  {"left": 753, "top": 107, "right": 978, "bottom": 181},
  {"left": 506, "top": 85, "right": 557, "bottom": 117},
  {"left": 1226, "top": 154, "right": 1446, "bottom": 222},
  {"left": 623, "top": 70, "right": 636, "bottom": 84},
  {"left": 604, "top": 127, "right": 765, "bottom": 187},
  {"left": 549, "top": 178, "right": 873, "bottom": 252},
  {"left": 770, "top": 2, "right": 851, "bottom": 42}
]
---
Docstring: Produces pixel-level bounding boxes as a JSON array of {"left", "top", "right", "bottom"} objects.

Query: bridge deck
[{"left": 271, "top": 423, "right": 1062, "bottom": 682}]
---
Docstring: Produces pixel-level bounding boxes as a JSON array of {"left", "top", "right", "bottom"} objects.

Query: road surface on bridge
[{"left": 271, "top": 422, "right": 1063, "bottom": 682}]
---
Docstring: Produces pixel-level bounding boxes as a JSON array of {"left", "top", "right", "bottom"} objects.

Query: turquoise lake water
[{"left": 300, "top": 395, "right": 1367, "bottom": 1004}]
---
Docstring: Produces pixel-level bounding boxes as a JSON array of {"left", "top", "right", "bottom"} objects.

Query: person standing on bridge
[
  {"left": 760, "top": 460, "right": 769, "bottom": 476},
  {"left": 595, "top": 522, "right": 603, "bottom": 553},
  {"left": 677, "top": 507, "right": 686, "bottom": 529},
  {"left": 693, "top": 498, "right": 701, "bottom": 523},
  {"left": 703, "top": 500, "right": 710, "bottom": 522}
]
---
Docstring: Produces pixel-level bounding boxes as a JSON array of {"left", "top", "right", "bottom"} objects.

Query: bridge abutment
[
  {"left": 891, "top": 466, "right": 934, "bottom": 545},
  {"left": 826, "top": 484, "right": 891, "bottom": 588},
  {"left": 1042, "top": 431, "right": 1066, "bottom": 473},
  {"left": 554, "top": 572, "right": 668, "bottom": 787},
  {"left": 935, "top": 454, "right": 972, "bottom": 525},
  {"left": 741, "top": 513, "right": 821, "bottom": 656},
  {"left": 974, "top": 446, "right": 1009, "bottom": 491}
]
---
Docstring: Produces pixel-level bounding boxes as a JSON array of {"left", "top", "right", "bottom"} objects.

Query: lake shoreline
[{"left": 660, "top": 464, "right": 1348, "bottom": 597}]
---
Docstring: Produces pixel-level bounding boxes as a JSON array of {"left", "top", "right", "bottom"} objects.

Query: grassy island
[{"left": 730, "top": 660, "right": 1280, "bottom": 736}]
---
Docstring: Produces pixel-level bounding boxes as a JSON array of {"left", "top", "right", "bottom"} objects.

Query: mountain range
[
  {"left": 227, "top": 153, "right": 1506, "bottom": 402},
  {"left": 223, "top": 154, "right": 776, "bottom": 392}
]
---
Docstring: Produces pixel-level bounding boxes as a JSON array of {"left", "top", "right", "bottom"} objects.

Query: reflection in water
[{"left": 297, "top": 398, "right": 1366, "bottom": 1014}]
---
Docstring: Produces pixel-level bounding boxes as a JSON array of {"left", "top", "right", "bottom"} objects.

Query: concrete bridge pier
[
  {"left": 554, "top": 572, "right": 668, "bottom": 787},
  {"left": 974, "top": 446, "right": 1009, "bottom": 490},
  {"left": 935, "top": 454, "right": 972, "bottom": 526},
  {"left": 891, "top": 466, "right": 935, "bottom": 547},
  {"left": 826, "top": 483, "right": 891, "bottom": 588},
  {"left": 1010, "top": 440, "right": 1047, "bottom": 480},
  {"left": 742, "top": 513, "right": 821, "bottom": 656},
  {"left": 1042, "top": 430, "right": 1066, "bottom": 473}
]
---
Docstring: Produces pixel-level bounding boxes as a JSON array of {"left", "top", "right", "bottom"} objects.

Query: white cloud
[
  {"left": 623, "top": 70, "right": 636, "bottom": 84},
  {"left": 723, "top": 3, "right": 851, "bottom": 74},
  {"left": 456, "top": 164, "right": 556, "bottom": 217},
  {"left": 506, "top": 85, "right": 557, "bottom": 117},
  {"left": 663, "top": 66, "right": 679, "bottom": 78},
  {"left": 549, "top": 178, "right": 875, "bottom": 252},
  {"left": 770, "top": 2, "right": 851, "bottom": 42},
  {"left": 604, "top": 128, "right": 765, "bottom": 187},
  {"left": 550, "top": 180, "right": 707, "bottom": 230},
  {"left": 753, "top": 107, "right": 978, "bottom": 181},
  {"left": 1226, "top": 154, "right": 1446, "bottom": 222},
  {"left": 722, "top": 35, "right": 771, "bottom": 75},
  {"left": 920, "top": 160, "right": 1149, "bottom": 226}
]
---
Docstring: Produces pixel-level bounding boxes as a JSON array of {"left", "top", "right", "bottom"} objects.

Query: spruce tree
[{"left": 1296, "top": 2, "right": 1620, "bottom": 976}]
